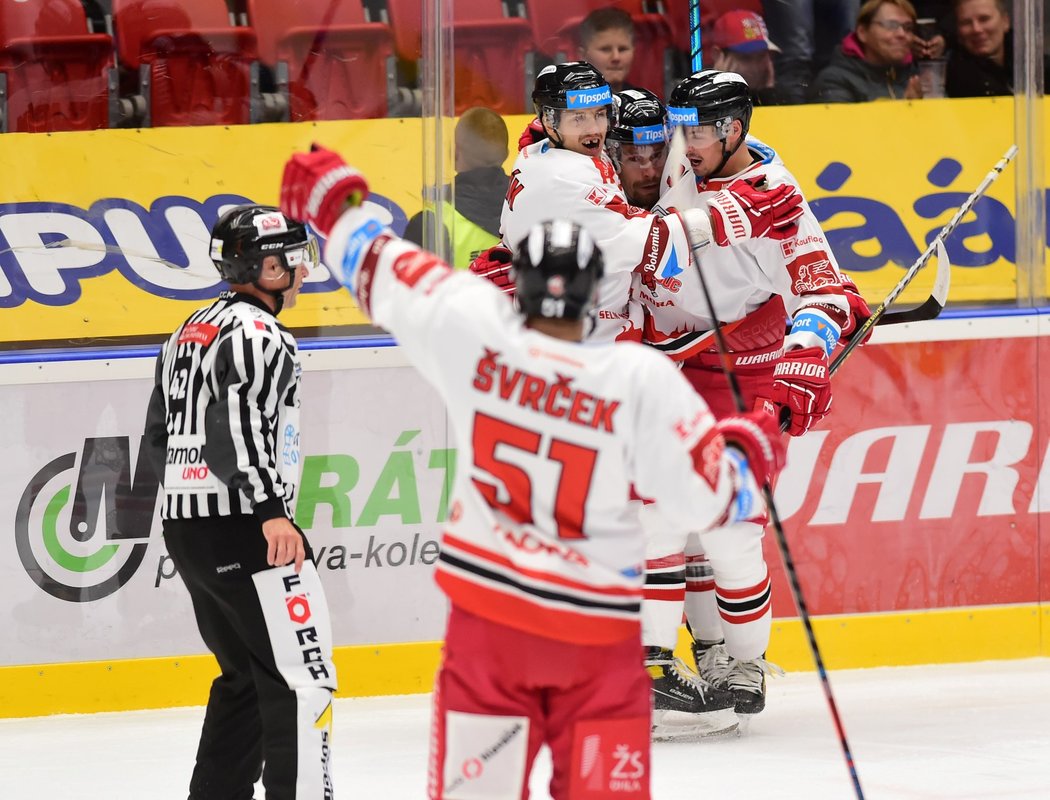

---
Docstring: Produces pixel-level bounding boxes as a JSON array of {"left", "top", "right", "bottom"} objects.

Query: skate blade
[
  {"left": 652, "top": 720, "right": 739, "bottom": 742},
  {"left": 734, "top": 713, "right": 757, "bottom": 736},
  {"left": 652, "top": 708, "right": 739, "bottom": 742}
]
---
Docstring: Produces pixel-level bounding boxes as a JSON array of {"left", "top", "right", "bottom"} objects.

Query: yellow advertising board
[{"left": 0, "top": 98, "right": 1043, "bottom": 347}]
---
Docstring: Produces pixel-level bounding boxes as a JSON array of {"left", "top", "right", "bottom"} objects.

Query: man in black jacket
[{"left": 946, "top": 0, "right": 1050, "bottom": 96}]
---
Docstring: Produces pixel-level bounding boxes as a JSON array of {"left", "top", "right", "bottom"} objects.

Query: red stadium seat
[
  {"left": 113, "top": 0, "right": 257, "bottom": 127},
  {"left": 386, "top": 0, "right": 535, "bottom": 114},
  {"left": 522, "top": 0, "right": 673, "bottom": 97},
  {"left": 0, "top": 0, "right": 113, "bottom": 132},
  {"left": 248, "top": 0, "right": 395, "bottom": 120}
]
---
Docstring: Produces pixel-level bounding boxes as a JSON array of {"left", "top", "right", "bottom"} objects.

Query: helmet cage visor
[
  {"left": 669, "top": 106, "right": 738, "bottom": 145},
  {"left": 275, "top": 235, "right": 319, "bottom": 273}
]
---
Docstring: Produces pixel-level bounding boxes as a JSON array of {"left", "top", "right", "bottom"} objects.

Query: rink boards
[
  {"left": 1, "top": 97, "right": 1046, "bottom": 350},
  {"left": 1, "top": 314, "right": 1049, "bottom": 717}
]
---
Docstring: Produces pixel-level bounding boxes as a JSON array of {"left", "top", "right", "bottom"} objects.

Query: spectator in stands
[
  {"left": 812, "top": 0, "right": 923, "bottom": 101},
  {"left": 404, "top": 107, "right": 510, "bottom": 269},
  {"left": 578, "top": 7, "right": 638, "bottom": 93},
  {"left": 707, "top": 10, "right": 779, "bottom": 99},
  {"left": 945, "top": 0, "right": 1050, "bottom": 97},
  {"left": 762, "top": 0, "right": 859, "bottom": 103}
]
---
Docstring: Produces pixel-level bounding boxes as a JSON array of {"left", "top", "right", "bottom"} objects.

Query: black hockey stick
[
  {"left": 683, "top": 225, "right": 867, "bottom": 800},
  {"left": 831, "top": 144, "right": 1017, "bottom": 376}
]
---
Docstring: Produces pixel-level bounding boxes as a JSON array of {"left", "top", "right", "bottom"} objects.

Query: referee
[{"left": 144, "top": 205, "right": 336, "bottom": 800}]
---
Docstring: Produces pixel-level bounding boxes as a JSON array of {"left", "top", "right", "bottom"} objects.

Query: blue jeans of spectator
[{"left": 763, "top": 0, "right": 859, "bottom": 101}]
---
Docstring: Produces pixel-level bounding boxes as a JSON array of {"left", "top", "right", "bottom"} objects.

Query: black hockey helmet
[
  {"left": 532, "top": 61, "right": 612, "bottom": 114},
  {"left": 512, "top": 220, "right": 604, "bottom": 322},
  {"left": 667, "top": 69, "right": 753, "bottom": 141},
  {"left": 607, "top": 88, "right": 669, "bottom": 146},
  {"left": 210, "top": 205, "right": 317, "bottom": 285}
]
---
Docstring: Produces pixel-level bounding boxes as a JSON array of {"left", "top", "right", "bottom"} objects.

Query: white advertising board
[{"left": 2, "top": 360, "right": 451, "bottom": 666}]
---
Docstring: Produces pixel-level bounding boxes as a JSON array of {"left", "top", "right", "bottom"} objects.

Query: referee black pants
[{"left": 164, "top": 515, "right": 337, "bottom": 800}]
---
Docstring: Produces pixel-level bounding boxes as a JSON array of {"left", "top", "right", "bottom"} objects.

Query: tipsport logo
[{"left": 15, "top": 437, "right": 160, "bottom": 603}]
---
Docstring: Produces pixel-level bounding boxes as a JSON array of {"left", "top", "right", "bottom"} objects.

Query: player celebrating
[
  {"left": 279, "top": 145, "right": 787, "bottom": 799},
  {"left": 639, "top": 69, "right": 868, "bottom": 722},
  {"left": 489, "top": 60, "right": 806, "bottom": 343},
  {"left": 605, "top": 88, "right": 670, "bottom": 210}
]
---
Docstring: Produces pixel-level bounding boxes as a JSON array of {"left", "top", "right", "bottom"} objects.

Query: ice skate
[
  {"left": 693, "top": 640, "right": 784, "bottom": 719},
  {"left": 645, "top": 647, "right": 738, "bottom": 740}
]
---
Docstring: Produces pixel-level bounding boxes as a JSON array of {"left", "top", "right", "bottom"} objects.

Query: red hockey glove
[
  {"left": 771, "top": 346, "right": 833, "bottom": 437},
  {"left": 469, "top": 245, "right": 516, "bottom": 295},
  {"left": 716, "top": 408, "right": 786, "bottom": 488},
  {"left": 280, "top": 144, "right": 369, "bottom": 237},
  {"left": 840, "top": 276, "right": 874, "bottom": 345},
  {"left": 518, "top": 118, "right": 546, "bottom": 151},
  {"left": 706, "top": 175, "right": 804, "bottom": 247}
]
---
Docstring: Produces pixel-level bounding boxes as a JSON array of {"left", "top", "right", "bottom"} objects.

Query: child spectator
[{"left": 578, "top": 7, "right": 638, "bottom": 93}]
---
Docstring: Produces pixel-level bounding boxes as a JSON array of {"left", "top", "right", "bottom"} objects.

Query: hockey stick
[
  {"left": 682, "top": 225, "right": 868, "bottom": 800},
  {"left": 688, "top": 0, "right": 702, "bottom": 72},
  {"left": 866, "top": 237, "right": 950, "bottom": 328},
  {"left": 830, "top": 144, "right": 1018, "bottom": 375}
]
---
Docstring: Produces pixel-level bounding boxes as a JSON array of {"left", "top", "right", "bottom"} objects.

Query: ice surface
[{"left": 1, "top": 659, "right": 1047, "bottom": 799}]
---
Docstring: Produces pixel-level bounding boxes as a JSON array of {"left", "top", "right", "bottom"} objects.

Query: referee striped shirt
[{"left": 144, "top": 291, "right": 301, "bottom": 522}]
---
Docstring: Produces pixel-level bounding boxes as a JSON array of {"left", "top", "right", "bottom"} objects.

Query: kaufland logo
[{"left": 566, "top": 85, "right": 612, "bottom": 107}]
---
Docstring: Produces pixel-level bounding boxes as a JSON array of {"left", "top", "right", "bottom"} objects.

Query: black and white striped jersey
[{"left": 144, "top": 291, "right": 302, "bottom": 522}]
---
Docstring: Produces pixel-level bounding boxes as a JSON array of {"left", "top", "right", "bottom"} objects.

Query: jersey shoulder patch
[{"left": 228, "top": 301, "right": 280, "bottom": 340}]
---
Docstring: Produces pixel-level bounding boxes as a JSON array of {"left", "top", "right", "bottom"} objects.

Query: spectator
[
  {"left": 404, "top": 107, "right": 510, "bottom": 268},
  {"left": 812, "top": 0, "right": 923, "bottom": 101},
  {"left": 577, "top": 7, "right": 638, "bottom": 93},
  {"left": 762, "top": 0, "right": 860, "bottom": 103},
  {"left": 707, "top": 10, "right": 779, "bottom": 98},
  {"left": 945, "top": 0, "right": 1050, "bottom": 97}
]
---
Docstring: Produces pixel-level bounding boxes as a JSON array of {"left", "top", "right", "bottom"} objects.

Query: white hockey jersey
[
  {"left": 325, "top": 208, "right": 744, "bottom": 645},
  {"left": 645, "top": 141, "right": 851, "bottom": 361},
  {"left": 500, "top": 140, "right": 698, "bottom": 343}
]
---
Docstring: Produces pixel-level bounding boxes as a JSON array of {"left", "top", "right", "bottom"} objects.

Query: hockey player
[
  {"left": 604, "top": 90, "right": 739, "bottom": 737},
  {"left": 605, "top": 88, "right": 670, "bottom": 210},
  {"left": 144, "top": 206, "right": 336, "bottom": 799},
  {"left": 639, "top": 69, "right": 869, "bottom": 720},
  {"left": 278, "top": 145, "right": 787, "bottom": 799},
  {"left": 489, "top": 60, "right": 806, "bottom": 343},
  {"left": 471, "top": 63, "right": 806, "bottom": 736}
]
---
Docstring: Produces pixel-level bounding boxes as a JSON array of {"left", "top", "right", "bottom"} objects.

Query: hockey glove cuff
[
  {"left": 706, "top": 175, "right": 804, "bottom": 246},
  {"left": 771, "top": 346, "right": 833, "bottom": 437},
  {"left": 716, "top": 409, "right": 786, "bottom": 488},
  {"left": 679, "top": 207, "right": 714, "bottom": 251}
]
